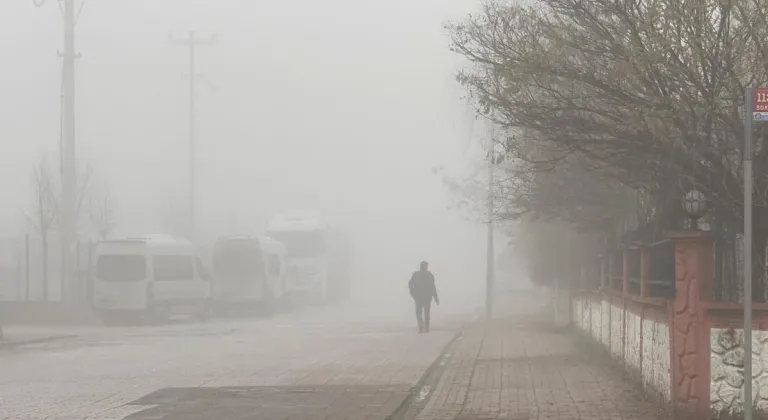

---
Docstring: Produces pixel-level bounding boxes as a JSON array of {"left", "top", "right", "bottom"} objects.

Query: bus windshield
[
  {"left": 212, "top": 239, "right": 265, "bottom": 279},
  {"left": 268, "top": 230, "right": 326, "bottom": 258}
]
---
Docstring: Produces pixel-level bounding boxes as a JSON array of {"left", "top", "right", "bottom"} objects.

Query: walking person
[{"left": 409, "top": 261, "right": 439, "bottom": 333}]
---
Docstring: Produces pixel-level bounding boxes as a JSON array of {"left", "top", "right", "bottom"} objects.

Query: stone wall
[
  {"left": 551, "top": 286, "right": 571, "bottom": 328},
  {"left": 601, "top": 299, "right": 610, "bottom": 347},
  {"left": 570, "top": 232, "right": 739, "bottom": 418},
  {"left": 572, "top": 292, "right": 671, "bottom": 402},
  {"left": 642, "top": 318, "right": 671, "bottom": 401},
  {"left": 710, "top": 328, "right": 768, "bottom": 418},
  {"left": 626, "top": 311, "right": 642, "bottom": 371},
  {"left": 610, "top": 301, "right": 624, "bottom": 359},
  {"left": 590, "top": 298, "right": 601, "bottom": 342}
]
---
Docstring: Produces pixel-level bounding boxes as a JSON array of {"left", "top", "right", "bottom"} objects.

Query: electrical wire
[
  {"left": 50, "top": 0, "right": 85, "bottom": 25},
  {"left": 75, "top": 0, "right": 86, "bottom": 25}
]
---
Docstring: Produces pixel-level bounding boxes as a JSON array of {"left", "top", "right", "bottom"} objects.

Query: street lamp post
[
  {"left": 486, "top": 147, "right": 495, "bottom": 320},
  {"left": 743, "top": 86, "right": 768, "bottom": 420}
]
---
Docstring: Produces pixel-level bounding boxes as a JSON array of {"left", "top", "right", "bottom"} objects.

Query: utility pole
[
  {"left": 61, "top": 0, "right": 78, "bottom": 306},
  {"left": 35, "top": 0, "right": 80, "bottom": 304},
  {"left": 486, "top": 138, "right": 495, "bottom": 320},
  {"left": 169, "top": 31, "right": 215, "bottom": 244}
]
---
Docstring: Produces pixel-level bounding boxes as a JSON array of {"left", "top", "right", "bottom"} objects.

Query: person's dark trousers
[{"left": 415, "top": 299, "right": 432, "bottom": 333}]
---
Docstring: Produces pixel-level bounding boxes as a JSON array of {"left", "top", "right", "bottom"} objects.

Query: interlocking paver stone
[{"left": 415, "top": 317, "right": 674, "bottom": 420}]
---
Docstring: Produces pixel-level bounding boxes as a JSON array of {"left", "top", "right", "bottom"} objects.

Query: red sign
[{"left": 755, "top": 88, "right": 768, "bottom": 112}]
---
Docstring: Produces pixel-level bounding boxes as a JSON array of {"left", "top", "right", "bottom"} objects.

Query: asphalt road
[{"left": 1, "top": 299, "right": 478, "bottom": 420}]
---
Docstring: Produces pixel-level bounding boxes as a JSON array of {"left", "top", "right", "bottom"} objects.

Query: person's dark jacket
[{"left": 409, "top": 270, "right": 438, "bottom": 303}]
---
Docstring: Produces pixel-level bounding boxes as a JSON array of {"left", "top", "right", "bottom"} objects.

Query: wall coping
[
  {"left": 703, "top": 301, "right": 768, "bottom": 311},
  {"left": 572, "top": 287, "right": 669, "bottom": 309},
  {"left": 666, "top": 230, "right": 712, "bottom": 240},
  {"left": 702, "top": 301, "right": 768, "bottom": 330}
]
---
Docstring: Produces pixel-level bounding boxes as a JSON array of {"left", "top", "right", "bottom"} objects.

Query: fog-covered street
[
  {"left": 0, "top": 0, "right": 711, "bottom": 416},
  {"left": 1, "top": 300, "right": 478, "bottom": 419}
]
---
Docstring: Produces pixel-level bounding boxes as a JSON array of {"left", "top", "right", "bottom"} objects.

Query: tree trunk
[{"left": 41, "top": 230, "right": 48, "bottom": 302}]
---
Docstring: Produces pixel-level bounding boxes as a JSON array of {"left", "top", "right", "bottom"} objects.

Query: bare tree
[
  {"left": 25, "top": 159, "right": 58, "bottom": 301},
  {"left": 448, "top": 0, "right": 768, "bottom": 299},
  {"left": 74, "top": 164, "right": 94, "bottom": 236},
  {"left": 160, "top": 195, "right": 189, "bottom": 239},
  {"left": 24, "top": 158, "right": 96, "bottom": 300},
  {"left": 89, "top": 195, "right": 117, "bottom": 240}
]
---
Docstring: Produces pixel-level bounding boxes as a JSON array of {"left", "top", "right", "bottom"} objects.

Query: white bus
[
  {"left": 92, "top": 234, "right": 212, "bottom": 324},
  {"left": 211, "top": 235, "right": 287, "bottom": 314},
  {"left": 266, "top": 213, "right": 329, "bottom": 301}
]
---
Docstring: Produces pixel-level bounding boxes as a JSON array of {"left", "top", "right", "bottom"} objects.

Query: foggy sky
[{"left": 0, "top": 0, "right": 504, "bottom": 304}]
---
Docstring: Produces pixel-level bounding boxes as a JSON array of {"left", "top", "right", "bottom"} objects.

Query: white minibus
[{"left": 93, "top": 234, "right": 212, "bottom": 324}]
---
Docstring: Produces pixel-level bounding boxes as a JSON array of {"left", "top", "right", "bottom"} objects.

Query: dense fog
[{"left": 0, "top": 0, "right": 525, "bottom": 314}]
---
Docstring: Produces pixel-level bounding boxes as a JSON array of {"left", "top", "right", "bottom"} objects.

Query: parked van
[
  {"left": 92, "top": 234, "right": 212, "bottom": 324},
  {"left": 266, "top": 213, "right": 329, "bottom": 301},
  {"left": 211, "top": 235, "right": 287, "bottom": 314}
]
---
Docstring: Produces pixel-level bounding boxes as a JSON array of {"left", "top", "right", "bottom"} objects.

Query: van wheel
[
  {"left": 262, "top": 288, "right": 276, "bottom": 316},
  {"left": 196, "top": 300, "right": 212, "bottom": 321},
  {"left": 276, "top": 294, "right": 293, "bottom": 313},
  {"left": 212, "top": 303, "right": 228, "bottom": 317},
  {"left": 145, "top": 302, "right": 170, "bottom": 325},
  {"left": 100, "top": 313, "right": 120, "bottom": 326}
]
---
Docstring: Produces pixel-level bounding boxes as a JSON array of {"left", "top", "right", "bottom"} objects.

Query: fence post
[
  {"left": 608, "top": 253, "right": 615, "bottom": 290},
  {"left": 15, "top": 238, "right": 22, "bottom": 302},
  {"left": 622, "top": 248, "right": 630, "bottom": 294},
  {"left": 600, "top": 254, "right": 607, "bottom": 289},
  {"left": 24, "top": 234, "right": 30, "bottom": 302},
  {"left": 76, "top": 240, "right": 82, "bottom": 304},
  {"left": 87, "top": 240, "right": 94, "bottom": 309},
  {"left": 640, "top": 243, "right": 650, "bottom": 298}
]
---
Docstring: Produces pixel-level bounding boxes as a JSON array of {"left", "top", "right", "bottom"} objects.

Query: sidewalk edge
[
  {"left": 0, "top": 334, "right": 76, "bottom": 350},
  {"left": 387, "top": 318, "right": 478, "bottom": 420}
]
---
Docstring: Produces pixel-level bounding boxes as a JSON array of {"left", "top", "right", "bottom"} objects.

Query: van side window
[
  {"left": 153, "top": 255, "right": 194, "bottom": 281},
  {"left": 96, "top": 255, "right": 147, "bottom": 283},
  {"left": 267, "top": 254, "right": 281, "bottom": 277}
]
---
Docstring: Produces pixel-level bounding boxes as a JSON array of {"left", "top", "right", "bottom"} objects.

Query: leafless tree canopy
[
  {"left": 89, "top": 195, "right": 117, "bottom": 239},
  {"left": 448, "top": 0, "right": 766, "bottom": 223},
  {"left": 25, "top": 157, "right": 100, "bottom": 237},
  {"left": 447, "top": 0, "right": 768, "bottom": 294},
  {"left": 26, "top": 158, "right": 58, "bottom": 236}
]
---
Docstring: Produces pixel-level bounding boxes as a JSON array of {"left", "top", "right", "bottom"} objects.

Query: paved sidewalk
[{"left": 413, "top": 317, "right": 674, "bottom": 420}]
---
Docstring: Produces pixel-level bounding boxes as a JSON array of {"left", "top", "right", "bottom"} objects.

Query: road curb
[
  {"left": 0, "top": 334, "right": 76, "bottom": 350},
  {"left": 387, "top": 316, "right": 478, "bottom": 420}
]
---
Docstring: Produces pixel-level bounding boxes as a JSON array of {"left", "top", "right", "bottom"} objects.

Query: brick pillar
[
  {"left": 669, "top": 231, "right": 714, "bottom": 418},
  {"left": 608, "top": 253, "right": 615, "bottom": 290}
]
